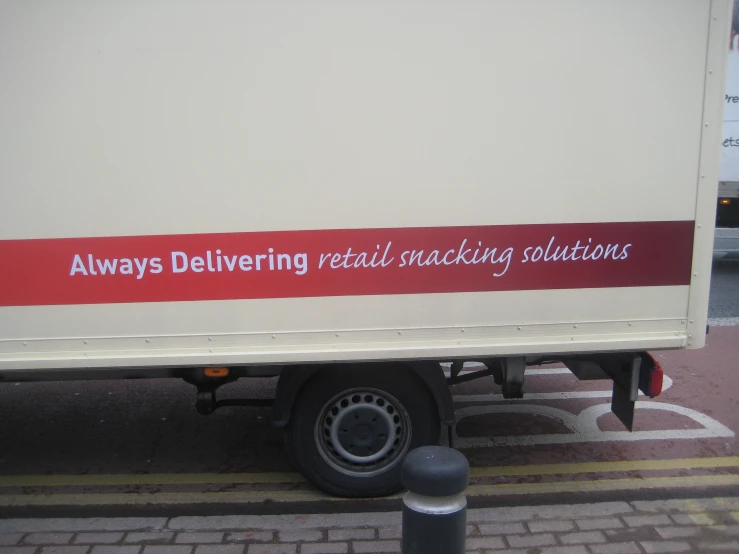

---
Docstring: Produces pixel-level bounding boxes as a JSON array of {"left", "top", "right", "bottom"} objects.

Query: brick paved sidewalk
[{"left": 1, "top": 497, "right": 738, "bottom": 554}]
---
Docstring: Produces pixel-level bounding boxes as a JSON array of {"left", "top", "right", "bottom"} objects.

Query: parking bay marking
[
  {"left": 452, "top": 402, "right": 735, "bottom": 448},
  {"left": 1, "top": 456, "right": 737, "bottom": 488},
  {"left": 449, "top": 368, "right": 736, "bottom": 447},
  {"left": 451, "top": 369, "right": 674, "bottom": 403},
  {"left": 2, "top": 474, "right": 739, "bottom": 507}
]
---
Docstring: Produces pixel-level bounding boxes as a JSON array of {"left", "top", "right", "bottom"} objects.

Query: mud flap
[
  {"left": 502, "top": 357, "right": 526, "bottom": 399},
  {"left": 610, "top": 356, "right": 641, "bottom": 431}
]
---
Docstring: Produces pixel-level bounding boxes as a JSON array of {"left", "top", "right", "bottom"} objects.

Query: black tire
[{"left": 285, "top": 363, "right": 440, "bottom": 497}]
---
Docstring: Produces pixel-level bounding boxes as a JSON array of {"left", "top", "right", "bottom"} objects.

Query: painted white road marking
[
  {"left": 447, "top": 367, "right": 732, "bottom": 448},
  {"left": 453, "top": 402, "right": 734, "bottom": 448},
  {"left": 708, "top": 317, "right": 739, "bottom": 326},
  {"left": 451, "top": 368, "right": 673, "bottom": 403}
]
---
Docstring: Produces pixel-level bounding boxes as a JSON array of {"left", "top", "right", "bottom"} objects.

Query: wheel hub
[
  {"left": 315, "top": 389, "right": 411, "bottom": 476},
  {"left": 334, "top": 404, "right": 393, "bottom": 459}
]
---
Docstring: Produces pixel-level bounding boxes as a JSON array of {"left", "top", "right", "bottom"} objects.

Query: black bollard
[{"left": 400, "top": 445, "right": 470, "bottom": 554}]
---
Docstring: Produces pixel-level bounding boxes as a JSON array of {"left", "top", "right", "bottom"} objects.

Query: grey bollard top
[{"left": 401, "top": 446, "right": 469, "bottom": 497}]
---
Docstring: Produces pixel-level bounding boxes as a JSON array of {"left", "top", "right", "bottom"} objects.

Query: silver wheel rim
[{"left": 314, "top": 388, "right": 412, "bottom": 477}]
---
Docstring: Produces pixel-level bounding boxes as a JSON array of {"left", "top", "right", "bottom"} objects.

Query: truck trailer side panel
[{"left": 0, "top": 0, "right": 730, "bottom": 370}]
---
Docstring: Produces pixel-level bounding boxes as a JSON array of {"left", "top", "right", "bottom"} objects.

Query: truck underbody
[
  {"left": 0, "top": 0, "right": 724, "bottom": 499},
  {"left": 0, "top": 353, "right": 665, "bottom": 497}
]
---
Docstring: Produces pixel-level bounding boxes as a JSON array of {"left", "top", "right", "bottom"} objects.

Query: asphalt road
[
  {"left": 709, "top": 257, "right": 739, "bottom": 319},
  {"left": 1, "top": 259, "right": 738, "bottom": 516}
]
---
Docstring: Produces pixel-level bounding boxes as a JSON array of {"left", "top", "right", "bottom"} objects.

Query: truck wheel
[{"left": 285, "top": 364, "right": 440, "bottom": 497}]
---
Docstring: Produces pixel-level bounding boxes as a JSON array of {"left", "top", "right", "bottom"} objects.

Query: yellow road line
[
  {"left": 465, "top": 474, "right": 739, "bottom": 497},
  {"left": 0, "top": 489, "right": 336, "bottom": 506},
  {"left": 2, "top": 474, "right": 739, "bottom": 506},
  {"left": 1, "top": 456, "right": 736, "bottom": 488},
  {"left": 469, "top": 456, "right": 739, "bottom": 478},
  {"left": 0, "top": 472, "right": 305, "bottom": 487}
]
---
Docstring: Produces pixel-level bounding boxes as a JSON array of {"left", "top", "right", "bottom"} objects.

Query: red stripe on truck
[{"left": 0, "top": 221, "right": 694, "bottom": 307}]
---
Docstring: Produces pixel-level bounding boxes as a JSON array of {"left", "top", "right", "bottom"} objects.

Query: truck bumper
[{"left": 713, "top": 227, "right": 739, "bottom": 257}]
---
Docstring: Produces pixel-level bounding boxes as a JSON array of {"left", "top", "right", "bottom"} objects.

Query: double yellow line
[{"left": 1, "top": 456, "right": 738, "bottom": 507}]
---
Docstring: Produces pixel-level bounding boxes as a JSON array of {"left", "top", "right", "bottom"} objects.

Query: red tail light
[{"left": 647, "top": 355, "right": 664, "bottom": 397}]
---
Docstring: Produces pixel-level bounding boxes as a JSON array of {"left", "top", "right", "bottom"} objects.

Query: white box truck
[
  {"left": 717, "top": 0, "right": 739, "bottom": 253},
  {"left": 0, "top": 0, "right": 731, "bottom": 497}
]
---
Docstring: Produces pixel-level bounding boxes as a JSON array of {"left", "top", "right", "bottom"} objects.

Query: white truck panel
[
  {"left": 0, "top": 0, "right": 730, "bottom": 371},
  {"left": 0, "top": 287, "right": 690, "bottom": 370},
  {"left": 723, "top": 2, "right": 739, "bottom": 182},
  {"left": 0, "top": 0, "right": 715, "bottom": 236},
  {"left": 716, "top": 1, "right": 739, "bottom": 255}
]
